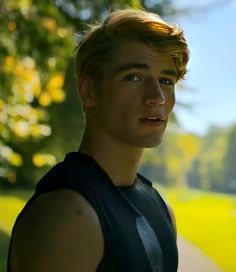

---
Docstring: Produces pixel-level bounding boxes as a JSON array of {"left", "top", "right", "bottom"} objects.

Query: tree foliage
[
  {"left": 0, "top": 0, "right": 74, "bottom": 185},
  {"left": 222, "top": 125, "right": 236, "bottom": 190},
  {"left": 141, "top": 131, "right": 201, "bottom": 187},
  {"left": 141, "top": 124, "right": 236, "bottom": 193}
]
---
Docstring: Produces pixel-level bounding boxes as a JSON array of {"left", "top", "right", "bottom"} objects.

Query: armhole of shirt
[{"left": 137, "top": 174, "right": 176, "bottom": 233}]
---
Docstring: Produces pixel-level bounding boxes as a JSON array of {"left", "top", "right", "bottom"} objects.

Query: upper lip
[{"left": 139, "top": 113, "right": 165, "bottom": 121}]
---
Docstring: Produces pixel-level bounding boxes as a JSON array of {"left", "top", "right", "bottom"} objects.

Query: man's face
[{"left": 89, "top": 41, "right": 177, "bottom": 148}]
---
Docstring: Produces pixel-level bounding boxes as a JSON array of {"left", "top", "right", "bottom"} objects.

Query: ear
[{"left": 77, "top": 74, "right": 96, "bottom": 107}]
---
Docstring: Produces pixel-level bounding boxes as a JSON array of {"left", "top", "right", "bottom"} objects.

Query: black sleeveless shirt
[{"left": 8, "top": 152, "right": 178, "bottom": 272}]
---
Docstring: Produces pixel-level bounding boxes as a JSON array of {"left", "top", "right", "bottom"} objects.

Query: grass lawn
[
  {"left": 159, "top": 187, "right": 236, "bottom": 272},
  {"left": 1, "top": 188, "right": 236, "bottom": 271},
  {"left": 0, "top": 190, "right": 33, "bottom": 271}
]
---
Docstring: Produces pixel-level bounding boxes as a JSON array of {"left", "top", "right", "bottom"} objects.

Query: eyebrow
[
  {"left": 112, "top": 62, "right": 178, "bottom": 79},
  {"left": 112, "top": 63, "right": 149, "bottom": 74},
  {"left": 161, "top": 69, "right": 179, "bottom": 79}
]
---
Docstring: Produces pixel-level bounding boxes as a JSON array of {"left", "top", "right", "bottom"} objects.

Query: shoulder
[{"left": 10, "top": 189, "right": 104, "bottom": 272}]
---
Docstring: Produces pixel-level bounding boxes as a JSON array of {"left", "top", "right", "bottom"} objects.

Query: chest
[{"left": 95, "top": 183, "right": 178, "bottom": 272}]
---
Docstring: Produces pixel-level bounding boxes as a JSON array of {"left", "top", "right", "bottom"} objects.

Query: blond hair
[{"left": 75, "top": 8, "right": 189, "bottom": 81}]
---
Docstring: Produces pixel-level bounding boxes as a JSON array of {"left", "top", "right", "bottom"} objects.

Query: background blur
[{"left": 0, "top": 0, "right": 235, "bottom": 271}]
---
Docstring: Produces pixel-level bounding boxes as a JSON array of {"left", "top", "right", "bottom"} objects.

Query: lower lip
[{"left": 139, "top": 119, "right": 165, "bottom": 127}]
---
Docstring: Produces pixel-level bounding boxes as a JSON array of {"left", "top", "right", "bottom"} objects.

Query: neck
[{"left": 79, "top": 128, "right": 144, "bottom": 187}]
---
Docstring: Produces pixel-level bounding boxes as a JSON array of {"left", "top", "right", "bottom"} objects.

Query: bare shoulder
[{"left": 10, "top": 189, "right": 104, "bottom": 272}]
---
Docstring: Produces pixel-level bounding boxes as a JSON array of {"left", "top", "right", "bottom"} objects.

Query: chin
[
  {"left": 145, "top": 134, "right": 164, "bottom": 148},
  {"left": 133, "top": 137, "right": 163, "bottom": 148},
  {"left": 143, "top": 141, "right": 162, "bottom": 148}
]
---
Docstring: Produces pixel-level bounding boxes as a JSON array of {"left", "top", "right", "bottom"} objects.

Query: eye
[
  {"left": 124, "top": 74, "right": 142, "bottom": 82},
  {"left": 160, "top": 78, "right": 174, "bottom": 86}
]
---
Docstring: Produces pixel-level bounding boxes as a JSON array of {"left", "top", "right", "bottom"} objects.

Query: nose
[{"left": 143, "top": 81, "right": 165, "bottom": 106}]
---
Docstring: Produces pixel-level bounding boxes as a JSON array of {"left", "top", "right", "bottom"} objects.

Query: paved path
[{"left": 177, "top": 236, "right": 223, "bottom": 272}]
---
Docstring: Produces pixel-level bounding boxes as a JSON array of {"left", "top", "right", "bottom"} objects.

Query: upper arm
[{"left": 10, "top": 189, "right": 104, "bottom": 272}]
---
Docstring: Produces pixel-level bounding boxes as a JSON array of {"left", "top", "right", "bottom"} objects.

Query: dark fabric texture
[{"left": 8, "top": 152, "right": 178, "bottom": 272}]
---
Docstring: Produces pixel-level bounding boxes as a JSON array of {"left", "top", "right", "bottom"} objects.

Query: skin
[{"left": 10, "top": 41, "right": 177, "bottom": 271}]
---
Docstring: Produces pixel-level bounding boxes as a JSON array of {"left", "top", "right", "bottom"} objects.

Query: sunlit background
[
  {"left": 174, "top": 0, "right": 236, "bottom": 135},
  {"left": 0, "top": 0, "right": 235, "bottom": 271}
]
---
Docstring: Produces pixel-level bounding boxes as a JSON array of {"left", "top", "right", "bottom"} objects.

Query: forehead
[{"left": 106, "top": 41, "right": 176, "bottom": 74}]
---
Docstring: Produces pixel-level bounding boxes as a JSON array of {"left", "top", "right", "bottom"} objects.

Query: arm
[{"left": 10, "top": 189, "right": 104, "bottom": 272}]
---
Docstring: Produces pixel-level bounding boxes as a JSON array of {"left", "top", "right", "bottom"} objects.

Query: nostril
[{"left": 144, "top": 95, "right": 165, "bottom": 106}]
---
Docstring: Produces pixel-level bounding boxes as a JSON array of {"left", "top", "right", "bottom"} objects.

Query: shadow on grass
[{"left": 0, "top": 230, "right": 10, "bottom": 272}]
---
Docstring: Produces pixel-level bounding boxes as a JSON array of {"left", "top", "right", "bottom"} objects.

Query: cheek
[
  {"left": 166, "top": 90, "right": 176, "bottom": 111},
  {"left": 96, "top": 96, "right": 127, "bottom": 120},
  {"left": 171, "top": 93, "right": 176, "bottom": 108}
]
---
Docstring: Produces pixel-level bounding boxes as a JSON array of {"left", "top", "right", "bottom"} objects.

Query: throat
[{"left": 78, "top": 130, "right": 144, "bottom": 186}]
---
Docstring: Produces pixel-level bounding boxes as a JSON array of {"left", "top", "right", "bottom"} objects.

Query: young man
[{"left": 8, "top": 8, "right": 189, "bottom": 272}]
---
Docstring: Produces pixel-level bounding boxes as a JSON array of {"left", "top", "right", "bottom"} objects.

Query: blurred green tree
[
  {"left": 187, "top": 126, "right": 229, "bottom": 191},
  {"left": 0, "top": 0, "right": 74, "bottom": 186},
  {"left": 222, "top": 125, "right": 236, "bottom": 192}
]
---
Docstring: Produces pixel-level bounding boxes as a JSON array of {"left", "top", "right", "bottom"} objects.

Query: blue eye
[
  {"left": 125, "top": 74, "right": 141, "bottom": 82},
  {"left": 160, "top": 78, "right": 173, "bottom": 85}
]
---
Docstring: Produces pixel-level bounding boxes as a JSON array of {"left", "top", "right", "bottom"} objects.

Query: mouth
[{"left": 138, "top": 116, "right": 165, "bottom": 127}]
